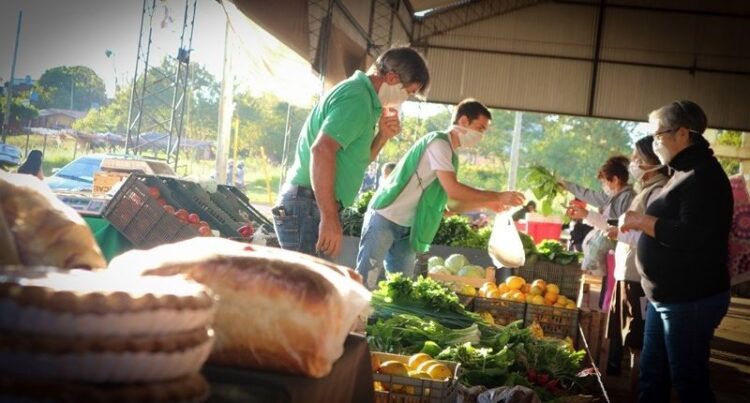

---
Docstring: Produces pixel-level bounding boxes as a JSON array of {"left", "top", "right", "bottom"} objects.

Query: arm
[
  {"left": 310, "top": 134, "right": 343, "bottom": 257},
  {"left": 562, "top": 180, "right": 610, "bottom": 208},
  {"left": 436, "top": 171, "right": 523, "bottom": 206},
  {"left": 583, "top": 209, "right": 609, "bottom": 232},
  {"left": 447, "top": 200, "right": 506, "bottom": 214},
  {"left": 370, "top": 108, "right": 400, "bottom": 161}
]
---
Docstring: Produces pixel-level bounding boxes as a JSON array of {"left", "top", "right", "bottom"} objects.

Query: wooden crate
[
  {"left": 372, "top": 352, "right": 460, "bottom": 403},
  {"left": 428, "top": 267, "right": 496, "bottom": 288}
]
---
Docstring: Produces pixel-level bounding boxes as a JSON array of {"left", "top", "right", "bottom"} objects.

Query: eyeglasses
[{"left": 653, "top": 128, "right": 676, "bottom": 141}]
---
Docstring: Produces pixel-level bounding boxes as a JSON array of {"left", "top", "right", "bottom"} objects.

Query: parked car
[
  {"left": 45, "top": 154, "right": 176, "bottom": 192},
  {"left": 0, "top": 143, "right": 22, "bottom": 171}
]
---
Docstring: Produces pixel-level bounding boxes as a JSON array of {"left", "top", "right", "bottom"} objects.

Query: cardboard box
[{"left": 93, "top": 171, "right": 130, "bottom": 195}]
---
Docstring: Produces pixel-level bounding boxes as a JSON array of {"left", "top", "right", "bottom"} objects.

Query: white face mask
[
  {"left": 450, "top": 124, "right": 484, "bottom": 148},
  {"left": 652, "top": 137, "right": 672, "bottom": 165},
  {"left": 629, "top": 161, "right": 664, "bottom": 182},
  {"left": 378, "top": 82, "right": 409, "bottom": 109},
  {"left": 602, "top": 185, "right": 615, "bottom": 197}
]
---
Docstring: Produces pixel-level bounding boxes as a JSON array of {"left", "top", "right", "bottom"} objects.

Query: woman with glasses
[{"left": 621, "top": 100, "right": 732, "bottom": 403}]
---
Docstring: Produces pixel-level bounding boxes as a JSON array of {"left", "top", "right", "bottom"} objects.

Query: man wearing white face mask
[
  {"left": 273, "top": 46, "right": 430, "bottom": 259},
  {"left": 355, "top": 99, "right": 525, "bottom": 290}
]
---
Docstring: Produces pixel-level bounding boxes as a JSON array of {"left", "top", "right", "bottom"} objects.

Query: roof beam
[{"left": 414, "top": 0, "right": 548, "bottom": 41}]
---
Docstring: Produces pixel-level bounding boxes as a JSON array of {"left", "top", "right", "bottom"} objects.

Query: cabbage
[
  {"left": 457, "top": 265, "right": 486, "bottom": 278},
  {"left": 445, "top": 254, "right": 469, "bottom": 274},
  {"left": 427, "top": 256, "right": 445, "bottom": 269},
  {"left": 428, "top": 265, "right": 451, "bottom": 275}
]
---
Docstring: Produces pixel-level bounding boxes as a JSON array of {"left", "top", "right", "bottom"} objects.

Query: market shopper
[
  {"left": 17, "top": 150, "right": 44, "bottom": 180},
  {"left": 273, "top": 46, "right": 430, "bottom": 258},
  {"left": 568, "top": 136, "right": 669, "bottom": 386},
  {"left": 562, "top": 154, "right": 635, "bottom": 375},
  {"left": 355, "top": 99, "right": 525, "bottom": 289},
  {"left": 620, "top": 100, "right": 732, "bottom": 403}
]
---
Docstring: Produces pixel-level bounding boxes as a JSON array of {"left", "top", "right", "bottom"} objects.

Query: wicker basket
[{"left": 472, "top": 297, "right": 527, "bottom": 326}]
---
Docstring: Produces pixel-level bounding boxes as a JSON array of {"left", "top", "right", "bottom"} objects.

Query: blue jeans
[
  {"left": 638, "top": 291, "right": 730, "bottom": 403},
  {"left": 356, "top": 210, "right": 416, "bottom": 290},
  {"left": 272, "top": 192, "right": 330, "bottom": 258}
]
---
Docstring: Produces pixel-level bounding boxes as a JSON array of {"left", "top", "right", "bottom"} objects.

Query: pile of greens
[
  {"left": 433, "top": 215, "right": 474, "bottom": 247},
  {"left": 524, "top": 165, "right": 564, "bottom": 216},
  {"left": 341, "top": 191, "right": 373, "bottom": 236},
  {"left": 535, "top": 240, "right": 581, "bottom": 265},
  {"left": 366, "top": 314, "right": 480, "bottom": 355}
]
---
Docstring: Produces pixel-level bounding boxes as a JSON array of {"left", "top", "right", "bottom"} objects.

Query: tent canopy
[{"left": 232, "top": 0, "right": 750, "bottom": 131}]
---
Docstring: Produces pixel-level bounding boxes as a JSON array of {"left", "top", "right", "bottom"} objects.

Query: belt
[{"left": 281, "top": 184, "right": 344, "bottom": 211}]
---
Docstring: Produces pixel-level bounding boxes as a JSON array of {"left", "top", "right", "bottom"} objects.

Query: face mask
[
  {"left": 629, "top": 161, "right": 664, "bottom": 181},
  {"left": 602, "top": 185, "right": 615, "bottom": 197},
  {"left": 652, "top": 138, "right": 672, "bottom": 165},
  {"left": 450, "top": 124, "right": 484, "bottom": 148},
  {"left": 378, "top": 82, "right": 409, "bottom": 109}
]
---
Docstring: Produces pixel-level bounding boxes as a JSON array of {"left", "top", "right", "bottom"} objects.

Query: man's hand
[
  {"left": 377, "top": 108, "right": 401, "bottom": 140},
  {"left": 497, "top": 191, "right": 525, "bottom": 208},
  {"left": 317, "top": 214, "right": 343, "bottom": 258},
  {"left": 606, "top": 226, "right": 618, "bottom": 240}
]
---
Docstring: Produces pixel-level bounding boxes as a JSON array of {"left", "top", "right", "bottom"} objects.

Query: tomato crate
[
  {"left": 525, "top": 303, "right": 579, "bottom": 341},
  {"left": 472, "top": 297, "right": 527, "bottom": 326},
  {"left": 216, "top": 184, "right": 275, "bottom": 232},
  {"left": 102, "top": 175, "right": 199, "bottom": 248},
  {"left": 371, "top": 352, "right": 460, "bottom": 403},
  {"left": 513, "top": 260, "right": 583, "bottom": 301}
]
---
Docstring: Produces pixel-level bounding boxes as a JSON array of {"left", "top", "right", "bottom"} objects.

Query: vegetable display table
[
  {"left": 83, "top": 216, "right": 133, "bottom": 262},
  {"left": 202, "top": 333, "right": 375, "bottom": 403}
]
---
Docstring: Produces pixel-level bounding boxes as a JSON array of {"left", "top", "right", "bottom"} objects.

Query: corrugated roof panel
[
  {"left": 610, "top": 0, "right": 750, "bottom": 15},
  {"left": 594, "top": 63, "right": 750, "bottom": 130},
  {"left": 602, "top": 8, "right": 750, "bottom": 72},
  {"left": 392, "top": 22, "right": 412, "bottom": 46},
  {"left": 409, "top": 0, "right": 469, "bottom": 13},
  {"left": 425, "top": 2, "right": 597, "bottom": 59},
  {"left": 425, "top": 48, "right": 592, "bottom": 114}
]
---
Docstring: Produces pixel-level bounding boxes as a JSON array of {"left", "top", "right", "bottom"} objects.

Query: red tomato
[
  {"left": 188, "top": 213, "right": 200, "bottom": 224},
  {"left": 198, "top": 225, "right": 212, "bottom": 236},
  {"left": 163, "top": 205, "right": 175, "bottom": 215},
  {"left": 174, "top": 209, "right": 189, "bottom": 223},
  {"left": 148, "top": 187, "right": 160, "bottom": 199},
  {"left": 156, "top": 198, "right": 167, "bottom": 206}
]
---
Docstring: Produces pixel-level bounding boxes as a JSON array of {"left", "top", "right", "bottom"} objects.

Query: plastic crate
[
  {"left": 216, "top": 185, "right": 275, "bottom": 232},
  {"left": 372, "top": 352, "right": 460, "bottom": 403},
  {"left": 457, "top": 294, "right": 475, "bottom": 311},
  {"left": 513, "top": 260, "right": 583, "bottom": 301},
  {"left": 473, "top": 297, "right": 527, "bottom": 326},
  {"left": 525, "top": 303, "right": 579, "bottom": 341},
  {"left": 102, "top": 175, "right": 199, "bottom": 248}
]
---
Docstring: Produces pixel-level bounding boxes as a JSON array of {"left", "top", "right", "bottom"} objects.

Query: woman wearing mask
[
  {"left": 570, "top": 136, "right": 669, "bottom": 387},
  {"left": 621, "top": 101, "right": 732, "bottom": 402},
  {"left": 562, "top": 155, "right": 635, "bottom": 375}
]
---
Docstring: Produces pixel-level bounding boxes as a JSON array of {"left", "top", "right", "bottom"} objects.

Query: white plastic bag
[
  {"left": 488, "top": 212, "right": 526, "bottom": 268},
  {"left": 581, "top": 229, "right": 613, "bottom": 276}
]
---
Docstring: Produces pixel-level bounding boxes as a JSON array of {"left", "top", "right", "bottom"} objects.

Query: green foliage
[
  {"left": 341, "top": 191, "right": 374, "bottom": 236},
  {"left": 366, "top": 314, "right": 480, "bottom": 355},
  {"left": 433, "top": 215, "right": 473, "bottom": 247},
  {"left": 0, "top": 94, "right": 38, "bottom": 128},
  {"left": 716, "top": 130, "right": 742, "bottom": 176},
  {"left": 524, "top": 165, "right": 564, "bottom": 216},
  {"left": 34, "top": 66, "right": 106, "bottom": 111}
]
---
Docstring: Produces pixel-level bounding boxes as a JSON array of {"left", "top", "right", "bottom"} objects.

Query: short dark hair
[
  {"left": 527, "top": 201, "right": 536, "bottom": 209},
  {"left": 452, "top": 99, "right": 491, "bottom": 124},
  {"left": 371, "top": 46, "right": 430, "bottom": 97},
  {"left": 597, "top": 155, "right": 629, "bottom": 184},
  {"left": 17, "top": 150, "right": 43, "bottom": 176},
  {"left": 381, "top": 162, "right": 396, "bottom": 175}
]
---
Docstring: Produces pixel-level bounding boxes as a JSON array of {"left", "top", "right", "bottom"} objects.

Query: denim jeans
[
  {"left": 638, "top": 291, "right": 730, "bottom": 403},
  {"left": 272, "top": 192, "right": 330, "bottom": 258},
  {"left": 356, "top": 210, "right": 416, "bottom": 290}
]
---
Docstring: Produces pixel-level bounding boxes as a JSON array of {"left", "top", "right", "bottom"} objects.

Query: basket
[
  {"left": 525, "top": 303, "right": 579, "bottom": 341},
  {"left": 513, "top": 260, "right": 583, "bottom": 300},
  {"left": 372, "top": 352, "right": 460, "bottom": 403},
  {"left": 473, "top": 297, "right": 527, "bottom": 326},
  {"left": 102, "top": 175, "right": 199, "bottom": 248}
]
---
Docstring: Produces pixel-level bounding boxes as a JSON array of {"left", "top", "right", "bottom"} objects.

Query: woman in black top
[
  {"left": 17, "top": 150, "right": 44, "bottom": 180},
  {"left": 621, "top": 100, "right": 732, "bottom": 403}
]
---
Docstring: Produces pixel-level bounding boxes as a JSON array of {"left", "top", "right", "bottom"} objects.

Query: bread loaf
[
  {"left": 108, "top": 237, "right": 370, "bottom": 378},
  {"left": 0, "top": 173, "right": 106, "bottom": 269}
]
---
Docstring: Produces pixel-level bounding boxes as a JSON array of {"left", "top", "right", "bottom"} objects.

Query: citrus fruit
[
  {"left": 531, "top": 295, "right": 545, "bottom": 305},
  {"left": 531, "top": 279, "right": 547, "bottom": 291},
  {"left": 505, "top": 276, "right": 526, "bottom": 290},
  {"left": 426, "top": 363, "right": 452, "bottom": 380},
  {"left": 378, "top": 361, "right": 409, "bottom": 376},
  {"left": 529, "top": 285, "right": 544, "bottom": 296},
  {"left": 546, "top": 283, "right": 560, "bottom": 295},
  {"left": 544, "top": 292, "right": 558, "bottom": 304},
  {"left": 416, "top": 359, "right": 440, "bottom": 373},
  {"left": 408, "top": 353, "right": 432, "bottom": 370},
  {"left": 486, "top": 288, "right": 503, "bottom": 299}
]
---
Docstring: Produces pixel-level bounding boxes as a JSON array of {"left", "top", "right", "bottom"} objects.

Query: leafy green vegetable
[
  {"left": 341, "top": 191, "right": 374, "bottom": 236},
  {"left": 366, "top": 314, "right": 480, "bottom": 355},
  {"left": 433, "top": 215, "right": 473, "bottom": 247},
  {"left": 524, "top": 165, "right": 564, "bottom": 216},
  {"left": 535, "top": 240, "right": 582, "bottom": 265}
]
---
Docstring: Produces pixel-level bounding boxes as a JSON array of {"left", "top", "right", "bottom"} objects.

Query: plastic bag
[
  {"left": 581, "top": 229, "right": 614, "bottom": 276},
  {"left": 488, "top": 211, "right": 526, "bottom": 268}
]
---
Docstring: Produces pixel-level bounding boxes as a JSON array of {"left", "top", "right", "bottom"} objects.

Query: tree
[
  {"left": 34, "top": 66, "right": 107, "bottom": 111},
  {"left": 0, "top": 91, "right": 38, "bottom": 130}
]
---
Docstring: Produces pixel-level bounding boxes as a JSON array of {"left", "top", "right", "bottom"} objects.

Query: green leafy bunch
[{"left": 524, "top": 165, "right": 564, "bottom": 216}]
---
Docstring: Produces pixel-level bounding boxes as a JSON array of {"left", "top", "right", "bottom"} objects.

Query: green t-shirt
[{"left": 284, "top": 70, "right": 382, "bottom": 207}]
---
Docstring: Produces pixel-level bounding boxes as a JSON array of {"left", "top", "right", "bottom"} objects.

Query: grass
[{"left": 5, "top": 132, "right": 283, "bottom": 205}]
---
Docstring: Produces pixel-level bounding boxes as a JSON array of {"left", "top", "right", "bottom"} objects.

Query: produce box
[
  {"left": 428, "top": 266, "right": 496, "bottom": 289},
  {"left": 513, "top": 260, "right": 583, "bottom": 301},
  {"left": 102, "top": 175, "right": 199, "bottom": 248},
  {"left": 525, "top": 304, "right": 579, "bottom": 341},
  {"left": 472, "top": 297, "right": 527, "bottom": 326},
  {"left": 92, "top": 171, "right": 129, "bottom": 195},
  {"left": 371, "top": 352, "right": 460, "bottom": 403}
]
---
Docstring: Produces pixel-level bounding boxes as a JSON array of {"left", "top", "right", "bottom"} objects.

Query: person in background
[
  {"left": 226, "top": 159, "right": 234, "bottom": 186},
  {"left": 512, "top": 200, "right": 537, "bottom": 222},
  {"left": 235, "top": 160, "right": 246, "bottom": 191},
  {"left": 355, "top": 99, "right": 524, "bottom": 289},
  {"left": 621, "top": 100, "right": 732, "bottom": 403},
  {"left": 17, "top": 150, "right": 44, "bottom": 180},
  {"left": 380, "top": 162, "right": 396, "bottom": 183},
  {"left": 273, "top": 46, "right": 430, "bottom": 258},
  {"left": 568, "top": 219, "right": 593, "bottom": 252},
  {"left": 563, "top": 155, "right": 635, "bottom": 376}
]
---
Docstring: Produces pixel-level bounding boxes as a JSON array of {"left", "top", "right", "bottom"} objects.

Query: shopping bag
[
  {"left": 488, "top": 212, "right": 526, "bottom": 268},
  {"left": 581, "top": 229, "right": 614, "bottom": 276}
]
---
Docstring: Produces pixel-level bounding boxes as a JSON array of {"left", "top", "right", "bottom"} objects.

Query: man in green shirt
[
  {"left": 273, "top": 46, "right": 430, "bottom": 258},
  {"left": 356, "top": 99, "right": 525, "bottom": 289}
]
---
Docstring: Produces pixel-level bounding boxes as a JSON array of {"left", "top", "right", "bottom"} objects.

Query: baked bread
[
  {"left": 0, "top": 173, "right": 106, "bottom": 269},
  {"left": 108, "top": 237, "right": 371, "bottom": 378}
]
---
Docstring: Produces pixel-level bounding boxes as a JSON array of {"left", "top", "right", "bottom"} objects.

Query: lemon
[
  {"left": 408, "top": 370, "right": 433, "bottom": 379},
  {"left": 497, "top": 283, "right": 510, "bottom": 293},
  {"left": 486, "top": 288, "right": 503, "bottom": 299},
  {"left": 530, "top": 295, "right": 545, "bottom": 305},
  {"left": 546, "top": 283, "right": 560, "bottom": 295},
  {"left": 529, "top": 285, "right": 544, "bottom": 296},
  {"left": 556, "top": 295, "right": 568, "bottom": 305},
  {"left": 531, "top": 279, "right": 547, "bottom": 291},
  {"left": 378, "top": 361, "right": 409, "bottom": 376},
  {"left": 513, "top": 292, "right": 526, "bottom": 303},
  {"left": 416, "top": 359, "right": 440, "bottom": 373},
  {"left": 459, "top": 284, "right": 477, "bottom": 296},
  {"left": 544, "top": 292, "right": 558, "bottom": 304},
  {"left": 407, "top": 353, "right": 432, "bottom": 370},
  {"left": 426, "top": 363, "right": 452, "bottom": 380},
  {"left": 505, "top": 276, "right": 526, "bottom": 290},
  {"left": 479, "top": 311, "right": 495, "bottom": 324}
]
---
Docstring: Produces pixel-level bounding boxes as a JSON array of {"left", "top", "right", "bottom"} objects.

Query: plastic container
[
  {"left": 525, "top": 304, "right": 579, "bottom": 342},
  {"left": 372, "top": 352, "right": 460, "bottom": 403},
  {"left": 472, "top": 297, "right": 527, "bottom": 326},
  {"left": 525, "top": 213, "right": 563, "bottom": 244}
]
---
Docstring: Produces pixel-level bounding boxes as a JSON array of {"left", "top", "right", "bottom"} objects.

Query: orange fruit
[
  {"left": 505, "top": 276, "right": 526, "bottom": 290},
  {"left": 544, "top": 292, "right": 558, "bottom": 304},
  {"left": 546, "top": 283, "right": 560, "bottom": 295},
  {"left": 531, "top": 279, "right": 547, "bottom": 291},
  {"left": 529, "top": 285, "right": 544, "bottom": 296}
]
